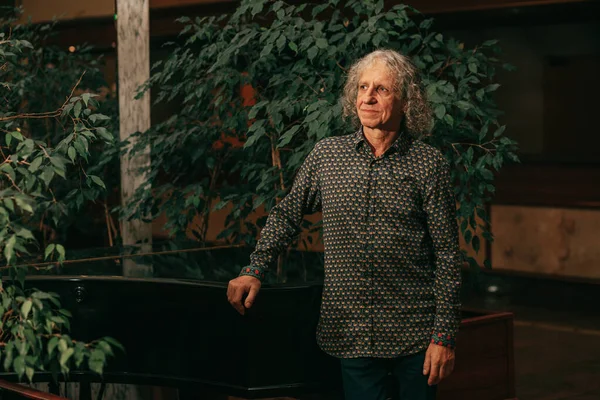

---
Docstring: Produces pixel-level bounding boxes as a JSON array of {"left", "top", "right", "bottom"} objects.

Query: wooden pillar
[{"left": 116, "top": 0, "right": 152, "bottom": 277}]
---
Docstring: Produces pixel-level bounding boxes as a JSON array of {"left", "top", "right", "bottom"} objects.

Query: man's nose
[{"left": 363, "top": 87, "right": 376, "bottom": 102}]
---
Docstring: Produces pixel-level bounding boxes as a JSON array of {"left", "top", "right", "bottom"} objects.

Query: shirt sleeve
[
  {"left": 239, "top": 143, "right": 322, "bottom": 281},
  {"left": 423, "top": 158, "right": 462, "bottom": 349}
]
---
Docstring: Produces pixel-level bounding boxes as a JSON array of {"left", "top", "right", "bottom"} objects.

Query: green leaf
[
  {"left": 28, "top": 157, "right": 43, "bottom": 172},
  {"left": 456, "top": 101, "right": 471, "bottom": 110},
  {"left": 55, "top": 244, "right": 66, "bottom": 261},
  {"left": 493, "top": 125, "right": 506, "bottom": 138},
  {"left": 13, "top": 356, "right": 25, "bottom": 377},
  {"left": 58, "top": 338, "right": 68, "bottom": 353},
  {"left": 49, "top": 156, "right": 66, "bottom": 170},
  {"left": 21, "top": 299, "right": 32, "bottom": 319},
  {"left": 464, "top": 229, "right": 472, "bottom": 244},
  {"left": 278, "top": 125, "right": 301, "bottom": 147},
  {"left": 97, "top": 341, "right": 113, "bottom": 357},
  {"left": 89, "top": 175, "right": 106, "bottom": 189},
  {"left": 88, "top": 114, "right": 110, "bottom": 124},
  {"left": 5, "top": 133, "right": 11, "bottom": 146},
  {"left": 429, "top": 61, "right": 444, "bottom": 74},
  {"left": 480, "top": 168, "right": 494, "bottom": 180},
  {"left": 25, "top": 366, "right": 34, "bottom": 382},
  {"left": 3, "top": 345, "right": 13, "bottom": 370},
  {"left": 475, "top": 88, "right": 485, "bottom": 101},
  {"left": 311, "top": 3, "right": 329, "bottom": 17},
  {"left": 248, "top": 100, "right": 268, "bottom": 119},
  {"left": 81, "top": 93, "right": 92, "bottom": 106},
  {"left": 48, "top": 337, "right": 59, "bottom": 355},
  {"left": 444, "top": 114, "right": 454, "bottom": 127},
  {"left": 465, "top": 146, "right": 474, "bottom": 163},
  {"left": 68, "top": 147, "right": 76, "bottom": 162},
  {"left": 468, "top": 63, "right": 478, "bottom": 73},
  {"left": 304, "top": 111, "right": 320, "bottom": 123},
  {"left": 434, "top": 105, "right": 445, "bottom": 119},
  {"left": 59, "top": 347, "right": 74, "bottom": 367},
  {"left": 4, "top": 198, "right": 14, "bottom": 212},
  {"left": 41, "top": 168, "right": 55, "bottom": 187},
  {"left": 73, "top": 101, "right": 82, "bottom": 118},
  {"left": 250, "top": 1, "right": 263, "bottom": 16},
  {"left": 14, "top": 197, "right": 33, "bottom": 214},
  {"left": 95, "top": 127, "right": 113, "bottom": 141},
  {"left": 10, "top": 131, "right": 23, "bottom": 141},
  {"left": 288, "top": 42, "right": 298, "bottom": 53},
  {"left": 15, "top": 227, "right": 34, "bottom": 240},
  {"left": 316, "top": 38, "right": 328, "bottom": 49},
  {"left": 243, "top": 127, "right": 265, "bottom": 148},
  {"left": 102, "top": 337, "right": 125, "bottom": 353},
  {"left": 89, "top": 360, "right": 103, "bottom": 375},
  {"left": 58, "top": 308, "right": 72, "bottom": 317},
  {"left": 44, "top": 244, "right": 56, "bottom": 260},
  {"left": 260, "top": 43, "right": 273, "bottom": 58},
  {"left": 4, "top": 234, "right": 16, "bottom": 264},
  {"left": 485, "top": 83, "right": 500, "bottom": 92},
  {"left": 276, "top": 34, "right": 286, "bottom": 50},
  {"left": 472, "top": 235, "right": 481, "bottom": 253}
]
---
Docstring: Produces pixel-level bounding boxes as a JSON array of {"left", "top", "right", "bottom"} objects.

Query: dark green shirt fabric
[{"left": 240, "top": 127, "right": 462, "bottom": 359}]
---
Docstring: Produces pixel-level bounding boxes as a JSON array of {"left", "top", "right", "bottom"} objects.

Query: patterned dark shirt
[{"left": 239, "top": 127, "right": 462, "bottom": 359}]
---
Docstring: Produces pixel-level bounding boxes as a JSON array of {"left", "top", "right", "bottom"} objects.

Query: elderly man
[{"left": 227, "top": 49, "right": 462, "bottom": 400}]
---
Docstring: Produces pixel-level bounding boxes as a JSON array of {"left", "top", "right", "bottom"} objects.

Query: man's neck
[{"left": 363, "top": 126, "right": 400, "bottom": 157}]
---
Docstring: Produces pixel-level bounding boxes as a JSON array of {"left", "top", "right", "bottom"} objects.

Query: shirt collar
[{"left": 351, "top": 125, "right": 412, "bottom": 156}]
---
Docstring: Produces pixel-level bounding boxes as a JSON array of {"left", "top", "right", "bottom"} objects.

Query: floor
[{"left": 463, "top": 271, "right": 600, "bottom": 400}]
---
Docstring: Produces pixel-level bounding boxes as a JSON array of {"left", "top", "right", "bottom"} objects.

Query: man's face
[{"left": 355, "top": 59, "right": 404, "bottom": 132}]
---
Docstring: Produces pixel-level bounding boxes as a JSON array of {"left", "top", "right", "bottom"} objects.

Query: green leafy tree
[
  {"left": 0, "top": 9, "right": 121, "bottom": 382},
  {"left": 127, "top": 0, "right": 519, "bottom": 279},
  {"left": 2, "top": 8, "right": 120, "bottom": 252}
]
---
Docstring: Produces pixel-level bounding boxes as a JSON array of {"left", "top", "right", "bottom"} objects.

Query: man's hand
[
  {"left": 227, "top": 275, "right": 262, "bottom": 315},
  {"left": 423, "top": 343, "right": 455, "bottom": 386}
]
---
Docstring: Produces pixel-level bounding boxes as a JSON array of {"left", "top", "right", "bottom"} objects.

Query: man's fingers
[
  {"left": 227, "top": 283, "right": 246, "bottom": 315},
  {"left": 441, "top": 358, "right": 455, "bottom": 379},
  {"left": 227, "top": 276, "right": 262, "bottom": 315},
  {"left": 427, "top": 363, "right": 441, "bottom": 386},
  {"left": 423, "top": 350, "right": 431, "bottom": 375},
  {"left": 245, "top": 285, "right": 259, "bottom": 309}
]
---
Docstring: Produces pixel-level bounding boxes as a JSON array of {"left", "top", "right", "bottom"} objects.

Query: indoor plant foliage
[
  {"left": 2, "top": 8, "right": 121, "bottom": 253},
  {"left": 0, "top": 17, "right": 121, "bottom": 381},
  {"left": 130, "top": 0, "right": 518, "bottom": 274}
]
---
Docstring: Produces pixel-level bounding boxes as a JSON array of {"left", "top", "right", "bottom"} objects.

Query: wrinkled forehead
[{"left": 358, "top": 58, "right": 398, "bottom": 86}]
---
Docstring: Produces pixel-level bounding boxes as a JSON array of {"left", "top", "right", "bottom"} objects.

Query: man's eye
[{"left": 378, "top": 87, "right": 388, "bottom": 92}]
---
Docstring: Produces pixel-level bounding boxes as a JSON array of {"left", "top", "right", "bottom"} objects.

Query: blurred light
[
  {"left": 111, "top": 41, "right": 116, "bottom": 48},
  {"left": 487, "top": 285, "right": 499, "bottom": 293},
  {"left": 16, "top": 127, "right": 21, "bottom": 132},
  {"left": 68, "top": 46, "right": 76, "bottom": 53}
]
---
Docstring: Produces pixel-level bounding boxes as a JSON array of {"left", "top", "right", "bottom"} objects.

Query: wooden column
[{"left": 117, "top": 0, "right": 152, "bottom": 277}]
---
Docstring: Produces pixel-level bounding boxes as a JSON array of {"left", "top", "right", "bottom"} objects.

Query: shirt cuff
[
  {"left": 430, "top": 333, "right": 456, "bottom": 349},
  {"left": 239, "top": 265, "right": 265, "bottom": 281}
]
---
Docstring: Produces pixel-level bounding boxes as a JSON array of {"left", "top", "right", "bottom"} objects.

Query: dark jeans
[{"left": 340, "top": 351, "right": 437, "bottom": 400}]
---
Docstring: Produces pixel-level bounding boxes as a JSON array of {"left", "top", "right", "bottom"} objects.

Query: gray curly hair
[{"left": 341, "top": 49, "right": 433, "bottom": 137}]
